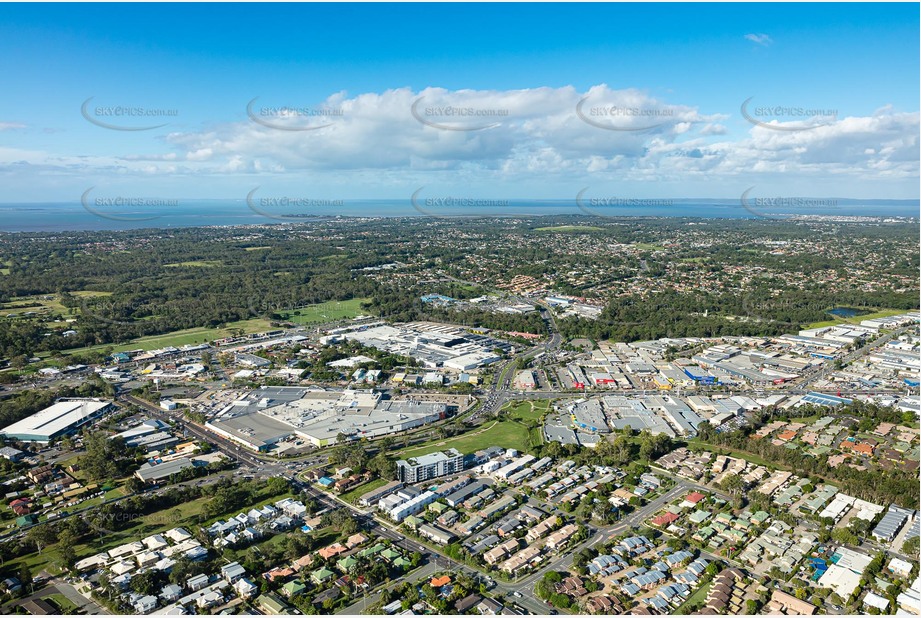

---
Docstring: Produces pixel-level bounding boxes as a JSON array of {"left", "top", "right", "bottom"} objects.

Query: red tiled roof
[{"left": 652, "top": 512, "right": 679, "bottom": 526}]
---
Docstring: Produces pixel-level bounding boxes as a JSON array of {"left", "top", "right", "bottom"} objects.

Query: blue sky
[{"left": 0, "top": 3, "right": 918, "bottom": 202}]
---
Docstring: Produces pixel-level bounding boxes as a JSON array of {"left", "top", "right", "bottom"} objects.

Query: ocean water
[{"left": 0, "top": 199, "right": 917, "bottom": 232}]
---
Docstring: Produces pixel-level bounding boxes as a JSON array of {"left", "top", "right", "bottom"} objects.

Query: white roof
[
  {"left": 818, "top": 564, "right": 862, "bottom": 598},
  {"left": 152, "top": 604, "right": 186, "bottom": 615},
  {"left": 889, "top": 557, "right": 913, "bottom": 574},
  {"left": 864, "top": 592, "right": 890, "bottom": 610},
  {"left": 110, "top": 560, "right": 135, "bottom": 575},
  {"left": 74, "top": 554, "right": 108, "bottom": 572},
  {"left": 1, "top": 399, "right": 110, "bottom": 438}
]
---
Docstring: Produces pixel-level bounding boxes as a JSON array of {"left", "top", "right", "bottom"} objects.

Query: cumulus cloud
[{"left": 1, "top": 86, "right": 917, "bottom": 196}]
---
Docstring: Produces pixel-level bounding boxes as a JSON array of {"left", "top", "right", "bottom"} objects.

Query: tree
[
  {"left": 902, "top": 536, "right": 920, "bottom": 559},
  {"left": 57, "top": 529, "right": 78, "bottom": 571},
  {"left": 130, "top": 570, "right": 166, "bottom": 595},
  {"left": 126, "top": 475, "right": 146, "bottom": 494},
  {"left": 26, "top": 524, "right": 57, "bottom": 554},
  {"left": 720, "top": 474, "right": 744, "bottom": 495},
  {"left": 19, "top": 564, "right": 32, "bottom": 592},
  {"left": 82, "top": 432, "right": 133, "bottom": 481},
  {"left": 265, "top": 476, "right": 289, "bottom": 496}
]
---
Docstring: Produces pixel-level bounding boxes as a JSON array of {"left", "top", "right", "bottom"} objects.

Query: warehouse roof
[
  {"left": 1, "top": 399, "right": 111, "bottom": 440},
  {"left": 135, "top": 457, "right": 195, "bottom": 482}
]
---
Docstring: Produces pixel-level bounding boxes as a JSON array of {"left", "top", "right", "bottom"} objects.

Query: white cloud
[
  {"left": 0, "top": 87, "right": 917, "bottom": 199},
  {"left": 745, "top": 33, "right": 773, "bottom": 46}
]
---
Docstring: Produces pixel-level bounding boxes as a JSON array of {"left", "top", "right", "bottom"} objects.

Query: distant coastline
[{"left": 0, "top": 199, "right": 917, "bottom": 233}]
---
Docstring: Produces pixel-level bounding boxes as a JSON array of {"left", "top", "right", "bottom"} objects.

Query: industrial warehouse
[
  {"left": 206, "top": 386, "right": 453, "bottom": 452},
  {"left": 0, "top": 398, "right": 114, "bottom": 443},
  {"left": 321, "top": 321, "right": 511, "bottom": 371}
]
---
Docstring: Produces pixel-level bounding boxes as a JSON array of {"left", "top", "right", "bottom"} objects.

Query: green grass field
[
  {"left": 3, "top": 488, "right": 297, "bottom": 577},
  {"left": 164, "top": 260, "right": 222, "bottom": 268},
  {"left": 64, "top": 486, "right": 128, "bottom": 516},
  {"left": 338, "top": 478, "right": 389, "bottom": 504},
  {"left": 2, "top": 290, "right": 112, "bottom": 315},
  {"left": 278, "top": 298, "right": 370, "bottom": 325},
  {"left": 528, "top": 426, "right": 544, "bottom": 449},
  {"left": 399, "top": 419, "right": 531, "bottom": 459},
  {"left": 44, "top": 593, "right": 80, "bottom": 614},
  {"left": 534, "top": 225, "right": 604, "bottom": 233},
  {"left": 675, "top": 579, "right": 713, "bottom": 614},
  {"left": 685, "top": 438, "right": 776, "bottom": 469},
  {"left": 56, "top": 317, "right": 275, "bottom": 356},
  {"left": 633, "top": 242, "right": 666, "bottom": 251},
  {"left": 44, "top": 297, "right": 369, "bottom": 360},
  {"left": 504, "top": 400, "right": 551, "bottom": 423},
  {"left": 806, "top": 307, "right": 907, "bottom": 330}
]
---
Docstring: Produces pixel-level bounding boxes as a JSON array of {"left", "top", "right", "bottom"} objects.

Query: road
[
  {"left": 299, "top": 472, "right": 705, "bottom": 615},
  {"left": 0, "top": 580, "right": 110, "bottom": 616},
  {"left": 14, "top": 314, "right": 908, "bottom": 612},
  {"left": 796, "top": 325, "right": 914, "bottom": 390}
]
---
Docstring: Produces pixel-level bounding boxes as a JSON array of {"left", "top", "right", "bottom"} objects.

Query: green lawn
[
  {"left": 788, "top": 413, "right": 823, "bottom": 424},
  {"left": 2, "top": 291, "right": 112, "bottom": 327},
  {"left": 66, "top": 486, "right": 127, "bottom": 514},
  {"left": 806, "top": 307, "right": 907, "bottom": 329},
  {"left": 398, "top": 419, "right": 531, "bottom": 458},
  {"left": 56, "top": 317, "right": 275, "bottom": 356},
  {"left": 633, "top": 242, "right": 665, "bottom": 251},
  {"left": 504, "top": 400, "right": 551, "bottom": 423},
  {"left": 339, "top": 478, "right": 389, "bottom": 504},
  {"left": 528, "top": 426, "right": 544, "bottom": 449},
  {"left": 685, "top": 438, "right": 776, "bottom": 469},
  {"left": 164, "top": 260, "right": 222, "bottom": 268},
  {"left": 3, "top": 488, "right": 295, "bottom": 578},
  {"left": 278, "top": 298, "right": 370, "bottom": 325},
  {"left": 44, "top": 593, "right": 80, "bottom": 614},
  {"left": 675, "top": 579, "right": 713, "bottom": 614},
  {"left": 47, "top": 297, "right": 368, "bottom": 358},
  {"left": 534, "top": 225, "right": 604, "bottom": 233}
]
